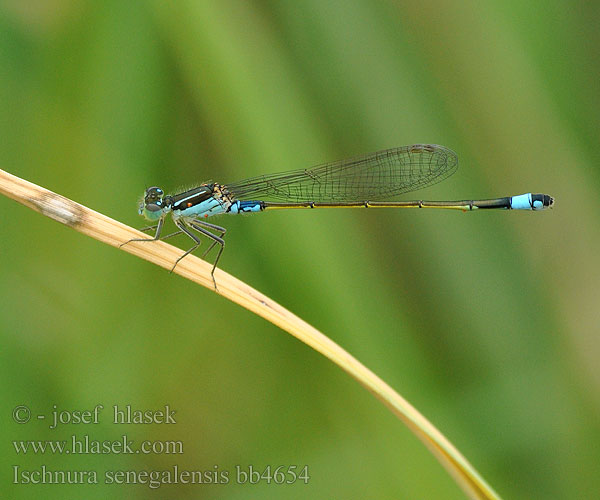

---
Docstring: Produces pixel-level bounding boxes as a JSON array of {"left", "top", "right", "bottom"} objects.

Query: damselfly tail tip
[{"left": 531, "top": 193, "right": 554, "bottom": 210}]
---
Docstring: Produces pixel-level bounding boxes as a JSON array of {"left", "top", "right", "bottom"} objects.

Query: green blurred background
[{"left": 1, "top": 1, "right": 599, "bottom": 498}]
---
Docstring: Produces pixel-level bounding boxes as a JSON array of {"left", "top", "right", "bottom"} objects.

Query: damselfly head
[{"left": 139, "top": 186, "right": 169, "bottom": 220}]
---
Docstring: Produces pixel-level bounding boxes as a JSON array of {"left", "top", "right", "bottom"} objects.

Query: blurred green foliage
[{"left": 1, "top": 1, "right": 599, "bottom": 498}]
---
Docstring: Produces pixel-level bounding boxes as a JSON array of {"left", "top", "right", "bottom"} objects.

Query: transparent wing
[{"left": 224, "top": 144, "right": 458, "bottom": 203}]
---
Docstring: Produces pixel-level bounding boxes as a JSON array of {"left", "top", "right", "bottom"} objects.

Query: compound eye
[
  {"left": 145, "top": 203, "right": 163, "bottom": 212},
  {"left": 145, "top": 187, "right": 164, "bottom": 203}
]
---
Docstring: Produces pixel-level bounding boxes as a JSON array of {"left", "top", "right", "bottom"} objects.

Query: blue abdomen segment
[
  {"left": 228, "top": 201, "right": 265, "bottom": 214},
  {"left": 510, "top": 193, "right": 549, "bottom": 210}
]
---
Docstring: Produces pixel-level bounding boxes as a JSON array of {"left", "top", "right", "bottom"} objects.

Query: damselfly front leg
[
  {"left": 138, "top": 223, "right": 183, "bottom": 241},
  {"left": 119, "top": 217, "right": 166, "bottom": 250},
  {"left": 120, "top": 217, "right": 183, "bottom": 250}
]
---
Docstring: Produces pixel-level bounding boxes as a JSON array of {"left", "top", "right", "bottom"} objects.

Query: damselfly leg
[
  {"left": 173, "top": 218, "right": 226, "bottom": 289},
  {"left": 120, "top": 218, "right": 183, "bottom": 249}
]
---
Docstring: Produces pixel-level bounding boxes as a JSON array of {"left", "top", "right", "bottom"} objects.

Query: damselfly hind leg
[
  {"left": 192, "top": 219, "right": 227, "bottom": 259},
  {"left": 190, "top": 220, "right": 226, "bottom": 290},
  {"left": 173, "top": 218, "right": 226, "bottom": 289}
]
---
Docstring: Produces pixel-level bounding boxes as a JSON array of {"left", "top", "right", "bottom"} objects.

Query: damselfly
[{"left": 125, "top": 144, "right": 553, "bottom": 286}]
